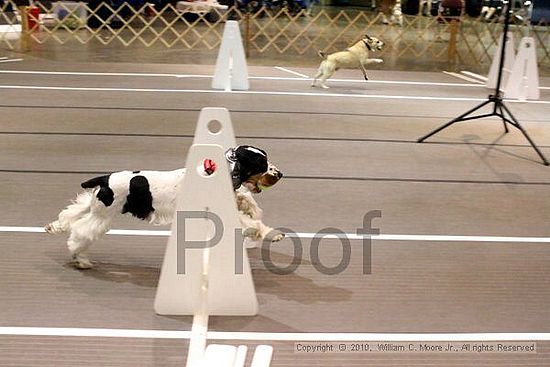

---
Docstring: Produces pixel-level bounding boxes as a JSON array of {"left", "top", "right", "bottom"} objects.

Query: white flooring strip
[
  {"left": 274, "top": 66, "right": 309, "bottom": 78},
  {"left": 0, "top": 327, "right": 549, "bottom": 341},
  {"left": 292, "top": 233, "right": 550, "bottom": 243},
  {"left": 2, "top": 69, "right": 549, "bottom": 90},
  {"left": 2, "top": 85, "right": 548, "bottom": 104},
  {"left": 2, "top": 226, "right": 550, "bottom": 243},
  {"left": 0, "top": 69, "right": 488, "bottom": 88},
  {"left": 460, "top": 70, "right": 488, "bottom": 82},
  {"left": 460, "top": 70, "right": 550, "bottom": 90},
  {"left": 443, "top": 71, "right": 484, "bottom": 84},
  {"left": 0, "top": 58, "right": 23, "bottom": 63}
]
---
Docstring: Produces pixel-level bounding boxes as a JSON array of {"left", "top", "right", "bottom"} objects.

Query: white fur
[{"left": 46, "top": 168, "right": 283, "bottom": 269}]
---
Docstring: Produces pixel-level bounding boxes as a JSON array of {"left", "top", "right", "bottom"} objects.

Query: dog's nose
[{"left": 277, "top": 171, "right": 283, "bottom": 179}]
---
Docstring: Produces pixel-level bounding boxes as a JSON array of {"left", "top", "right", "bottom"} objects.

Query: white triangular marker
[
  {"left": 487, "top": 31, "right": 515, "bottom": 90},
  {"left": 154, "top": 110, "right": 257, "bottom": 316},
  {"left": 504, "top": 37, "right": 540, "bottom": 101},
  {"left": 212, "top": 20, "right": 249, "bottom": 91}
]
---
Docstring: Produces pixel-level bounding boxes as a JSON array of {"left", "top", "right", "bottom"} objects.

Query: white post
[
  {"left": 212, "top": 20, "right": 249, "bottom": 91},
  {"left": 487, "top": 31, "right": 515, "bottom": 90},
  {"left": 154, "top": 109, "right": 258, "bottom": 316},
  {"left": 504, "top": 37, "right": 540, "bottom": 101},
  {"left": 155, "top": 108, "right": 260, "bottom": 366}
]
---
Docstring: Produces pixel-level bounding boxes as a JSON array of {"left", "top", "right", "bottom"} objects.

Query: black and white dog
[{"left": 45, "top": 145, "right": 284, "bottom": 269}]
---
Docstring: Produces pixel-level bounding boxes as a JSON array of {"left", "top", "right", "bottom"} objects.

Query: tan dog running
[{"left": 312, "top": 35, "right": 385, "bottom": 89}]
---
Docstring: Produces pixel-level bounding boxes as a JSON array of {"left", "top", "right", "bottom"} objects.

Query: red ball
[{"left": 203, "top": 159, "right": 217, "bottom": 175}]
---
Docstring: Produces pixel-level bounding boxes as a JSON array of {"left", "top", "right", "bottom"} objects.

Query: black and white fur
[
  {"left": 311, "top": 35, "right": 385, "bottom": 89},
  {"left": 45, "top": 146, "right": 284, "bottom": 269}
]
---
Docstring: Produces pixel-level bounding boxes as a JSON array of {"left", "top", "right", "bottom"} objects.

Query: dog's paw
[
  {"left": 44, "top": 223, "right": 55, "bottom": 234},
  {"left": 72, "top": 255, "right": 95, "bottom": 269},
  {"left": 271, "top": 232, "right": 285, "bottom": 242},
  {"left": 44, "top": 221, "right": 65, "bottom": 234},
  {"left": 243, "top": 227, "right": 262, "bottom": 241},
  {"left": 373, "top": 58, "right": 383, "bottom": 64},
  {"left": 321, "top": 84, "right": 329, "bottom": 89},
  {"left": 264, "top": 229, "right": 285, "bottom": 243}
]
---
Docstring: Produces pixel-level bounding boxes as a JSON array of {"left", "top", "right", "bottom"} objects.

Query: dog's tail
[
  {"left": 318, "top": 50, "right": 327, "bottom": 59},
  {"left": 81, "top": 175, "right": 110, "bottom": 189}
]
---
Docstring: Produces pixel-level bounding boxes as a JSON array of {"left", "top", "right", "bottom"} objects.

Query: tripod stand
[{"left": 417, "top": 1, "right": 549, "bottom": 166}]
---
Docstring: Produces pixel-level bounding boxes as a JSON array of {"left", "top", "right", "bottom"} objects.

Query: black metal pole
[
  {"left": 416, "top": 0, "right": 548, "bottom": 166},
  {"left": 494, "top": 1, "right": 511, "bottom": 98}
]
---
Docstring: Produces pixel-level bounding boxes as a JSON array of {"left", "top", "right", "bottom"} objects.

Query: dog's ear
[
  {"left": 235, "top": 146, "right": 268, "bottom": 174},
  {"left": 231, "top": 161, "right": 242, "bottom": 189},
  {"left": 365, "top": 34, "right": 372, "bottom": 41}
]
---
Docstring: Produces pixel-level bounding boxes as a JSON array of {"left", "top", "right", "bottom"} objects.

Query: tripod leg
[
  {"left": 500, "top": 103, "right": 549, "bottom": 166},
  {"left": 417, "top": 99, "right": 493, "bottom": 143},
  {"left": 496, "top": 103, "right": 509, "bottom": 133}
]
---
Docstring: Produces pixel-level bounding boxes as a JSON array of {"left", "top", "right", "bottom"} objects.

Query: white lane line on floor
[
  {"left": 460, "top": 70, "right": 550, "bottom": 90},
  {"left": 443, "top": 71, "right": 484, "bottom": 84},
  {"left": 0, "top": 327, "right": 549, "bottom": 341},
  {"left": 2, "top": 85, "right": 549, "bottom": 104},
  {"left": 461, "top": 70, "right": 488, "bottom": 82},
  {"left": 0, "top": 57, "right": 8, "bottom": 60},
  {"left": 294, "top": 233, "right": 550, "bottom": 243},
  {"left": 3, "top": 69, "right": 549, "bottom": 90},
  {"left": 3, "top": 226, "right": 550, "bottom": 243},
  {"left": 0, "top": 58, "right": 23, "bottom": 63},
  {"left": 274, "top": 66, "right": 309, "bottom": 78},
  {"left": 0, "top": 69, "right": 485, "bottom": 88},
  {"left": 0, "top": 70, "right": 199, "bottom": 77}
]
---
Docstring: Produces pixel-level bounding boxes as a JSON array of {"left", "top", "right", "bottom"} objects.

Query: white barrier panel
[
  {"left": 204, "top": 344, "right": 238, "bottom": 367},
  {"left": 233, "top": 345, "right": 248, "bottom": 367},
  {"left": 486, "top": 32, "right": 515, "bottom": 90},
  {"left": 154, "top": 107, "right": 258, "bottom": 316},
  {"left": 251, "top": 345, "right": 274, "bottom": 367},
  {"left": 203, "top": 344, "right": 248, "bottom": 367},
  {"left": 504, "top": 37, "right": 540, "bottom": 101},
  {"left": 154, "top": 143, "right": 258, "bottom": 316},
  {"left": 212, "top": 20, "right": 249, "bottom": 91}
]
